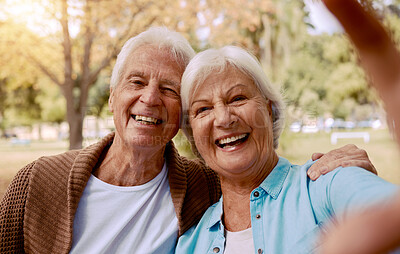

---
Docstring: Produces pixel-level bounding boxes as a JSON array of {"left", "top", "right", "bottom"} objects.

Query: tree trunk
[
  {"left": 38, "top": 123, "right": 42, "bottom": 140},
  {"left": 68, "top": 111, "right": 84, "bottom": 150}
]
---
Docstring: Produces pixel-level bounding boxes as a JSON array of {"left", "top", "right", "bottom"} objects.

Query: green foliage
[
  {"left": 5, "top": 81, "right": 42, "bottom": 126},
  {"left": 172, "top": 130, "right": 196, "bottom": 159},
  {"left": 87, "top": 74, "right": 111, "bottom": 117},
  {"left": 39, "top": 81, "right": 66, "bottom": 124},
  {"left": 283, "top": 31, "right": 380, "bottom": 121}
]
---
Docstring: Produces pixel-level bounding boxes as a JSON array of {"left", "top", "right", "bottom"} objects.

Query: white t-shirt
[
  {"left": 70, "top": 163, "right": 178, "bottom": 254},
  {"left": 224, "top": 228, "right": 254, "bottom": 254}
]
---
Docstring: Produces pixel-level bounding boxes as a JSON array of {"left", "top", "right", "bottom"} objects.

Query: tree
[
  {"left": 199, "top": 0, "right": 307, "bottom": 83},
  {"left": 2, "top": 0, "right": 201, "bottom": 149},
  {"left": 0, "top": 21, "right": 45, "bottom": 133}
]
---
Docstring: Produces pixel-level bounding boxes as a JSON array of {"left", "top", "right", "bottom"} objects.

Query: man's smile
[{"left": 132, "top": 114, "right": 162, "bottom": 125}]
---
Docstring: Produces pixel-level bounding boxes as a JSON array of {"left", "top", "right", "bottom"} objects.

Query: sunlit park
[{"left": 1, "top": 0, "right": 400, "bottom": 200}]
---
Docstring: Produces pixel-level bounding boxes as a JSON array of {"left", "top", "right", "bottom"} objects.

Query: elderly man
[{"left": 0, "top": 27, "right": 376, "bottom": 253}]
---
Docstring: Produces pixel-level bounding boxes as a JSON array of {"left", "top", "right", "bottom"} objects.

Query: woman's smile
[
  {"left": 215, "top": 133, "right": 249, "bottom": 150},
  {"left": 189, "top": 65, "right": 276, "bottom": 178}
]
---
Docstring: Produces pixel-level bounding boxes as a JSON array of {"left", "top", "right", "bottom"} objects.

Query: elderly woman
[{"left": 175, "top": 46, "right": 399, "bottom": 254}]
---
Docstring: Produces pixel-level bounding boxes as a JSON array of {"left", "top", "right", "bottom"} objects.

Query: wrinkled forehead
[
  {"left": 122, "top": 45, "right": 185, "bottom": 81},
  {"left": 126, "top": 44, "right": 186, "bottom": 73},
  {"left": 190, "top": 64, "right": 258, "bottom": 98}
]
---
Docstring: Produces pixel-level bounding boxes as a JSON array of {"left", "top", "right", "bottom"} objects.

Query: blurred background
[{"left": 1, "top": 0, "right": 400, "bottom": 198}]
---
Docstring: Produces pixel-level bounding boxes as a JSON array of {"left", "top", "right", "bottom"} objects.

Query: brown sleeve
[
  {"left": 201, "top": 162, "right": 221, "bottom": 205},
  {"left": 0, "top": 162, "right": 34, "bottom": 253}
]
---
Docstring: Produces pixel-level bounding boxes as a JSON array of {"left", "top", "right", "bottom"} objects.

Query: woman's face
[{"left": 189, "top": 65, "right": 276, "bottom": 179}]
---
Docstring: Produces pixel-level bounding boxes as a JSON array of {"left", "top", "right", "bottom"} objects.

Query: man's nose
[{"left": 140, "top": 84, "right": 162, "bottom": 106}]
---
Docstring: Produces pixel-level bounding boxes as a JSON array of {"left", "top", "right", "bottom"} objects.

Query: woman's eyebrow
[
  {"left": 226, "top": 83, "right": 248, "bottom": 93},
  {"left": 191, "top": 99, "right": 209, "bottom": 107}
]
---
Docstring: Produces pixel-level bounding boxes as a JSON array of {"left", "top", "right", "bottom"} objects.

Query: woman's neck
[
  {"left": 222, "top": 189, "right": 252, "bottom": 232},
  {"left": 220, "top": 152, "right": 279, "bottom": 232}
]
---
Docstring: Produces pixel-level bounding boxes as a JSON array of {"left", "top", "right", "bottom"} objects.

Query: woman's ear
[
  {"left": 108, "top": 88, "right": 114, "bottom": 113},
  {"left": 266, "top": 100, "right": 273, "bottom": 117}
]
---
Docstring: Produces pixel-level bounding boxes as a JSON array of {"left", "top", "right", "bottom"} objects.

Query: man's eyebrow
[
  {"left": 126, "top": 71, "right": 145, "bottom": 80},
  {"left": 125, "top": 72, "right": 179, "bottom": 87},
  {"left": 160, "top": 78, "right": 180, "bottom": 88}
]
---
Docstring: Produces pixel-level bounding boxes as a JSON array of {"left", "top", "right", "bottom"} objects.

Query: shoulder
[
  {"left": 4, "top": 149, "right": 79, "bottom": 196},
  {"left": 36, "top": 149, "right": 80, "bottom": 164},
  {"left": 312, "top": 165, "right": 395, "bottom": 190},
  {"left": 1, "top": 161, "right": 37, "bottom": 204}
]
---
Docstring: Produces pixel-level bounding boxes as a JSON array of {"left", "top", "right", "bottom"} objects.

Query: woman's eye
[
  {"left": 231, "top": 96, "right": 246, "bottom": 103},
  {"left": 196, "top": 107, "right": 211, "bottom": 115}
]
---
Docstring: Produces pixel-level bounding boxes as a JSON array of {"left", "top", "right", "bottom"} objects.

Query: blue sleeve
[{"left": 309, "top": 166, "right": 399, "bottom": 222}]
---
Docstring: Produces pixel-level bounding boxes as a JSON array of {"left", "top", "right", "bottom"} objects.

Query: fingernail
[{"left": 308, "top": 171, "right": 317, "bottom": 180}]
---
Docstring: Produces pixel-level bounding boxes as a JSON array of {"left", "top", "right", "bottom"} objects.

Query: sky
[{"left": 304, "top": 0, "right": 344, "bottom": 34}]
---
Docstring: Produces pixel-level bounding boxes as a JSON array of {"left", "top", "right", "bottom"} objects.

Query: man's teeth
[
  {"left": 219, "top": 134, "right": 247, "bottom": 145},
  {"left": 134, "top": 115, "right": 160, "bottom": 124}
]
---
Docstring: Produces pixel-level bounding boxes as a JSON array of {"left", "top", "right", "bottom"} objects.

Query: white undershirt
[
  {"left": 70, "top": 163, "right": 178, "bottom": 254},
  {"left": 224, "top": 227, "right": 254, "bottom": 254}
]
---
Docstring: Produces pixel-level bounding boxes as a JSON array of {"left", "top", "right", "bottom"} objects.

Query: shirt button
[
  {"left": 254, "top": 191, "right": 260, "bottom": 197},
  {"left": 213, "top": 247, "right": 220, "bottom": 253},
  {"left": 258, "top": 248, "right": 263, "bottom": 254},
  {"left": 256, "top": 214, "right": 261, "bottom": 219}
]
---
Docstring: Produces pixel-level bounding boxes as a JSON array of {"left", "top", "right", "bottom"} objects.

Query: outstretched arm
[
  {"left": 317, "top": 0, "right": 400, "bottom": 253},
  {"left": 319, "top": 193, "right": 400, "bottom": 254},
  {"left": 323, "top": 0, "right": 400, "bottom": 142}
]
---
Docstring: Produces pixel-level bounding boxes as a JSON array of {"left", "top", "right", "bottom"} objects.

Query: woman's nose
[{"left": 214, "top": 105, "right": 237, "bottom": 128}]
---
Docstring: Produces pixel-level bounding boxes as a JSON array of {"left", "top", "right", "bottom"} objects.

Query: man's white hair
[{"left": 110, "top": 27, "right": 195, "bottom": 88}]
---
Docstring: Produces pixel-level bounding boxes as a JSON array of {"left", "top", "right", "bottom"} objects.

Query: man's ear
[{"left": 108, "top": 87, "right": 114, "bottom": 113}]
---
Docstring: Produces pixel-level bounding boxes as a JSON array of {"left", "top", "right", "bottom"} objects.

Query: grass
[
  {"left": 278, "top": 129, "right": 400, "bottom": 185},
  {"left": 0, "top": 129, "right": 399, "bottom": 200},
  {"left": 0, "top": 139, "right": 68, "bottom": 199}
]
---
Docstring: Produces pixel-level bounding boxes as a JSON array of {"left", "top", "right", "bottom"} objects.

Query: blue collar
[
  {"left": 207, "top": 197, "right": 224, "bottom": 229},
  {"left": 258, "top": 157, "right": 291, "bottom": 200},
  {"left": 206, "top": 157, "right": 292, "bottom": 229}
]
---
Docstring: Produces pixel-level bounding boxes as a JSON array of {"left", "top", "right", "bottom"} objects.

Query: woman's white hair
[
  {"left": 110, "top": 27, "right": 195, "bottom": 88},
  {"left": 181, "top": 46, "right": 285, "bottom": 157}
]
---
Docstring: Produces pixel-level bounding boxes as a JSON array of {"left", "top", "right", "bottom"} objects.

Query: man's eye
[
  {"left": 130, "top": 80, "right": 145, "bottom": 86},
  {"left": 161, "top": 87, "right": 179, "bottom": 96}
]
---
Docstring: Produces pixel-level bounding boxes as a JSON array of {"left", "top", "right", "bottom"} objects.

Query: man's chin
[{"left": 127, "top": 136, "right": 169, "bottom": 148}]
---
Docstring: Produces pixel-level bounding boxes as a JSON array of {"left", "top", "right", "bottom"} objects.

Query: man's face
[{"left": 109, "top": 45, "right": 184, "bottom": 150}]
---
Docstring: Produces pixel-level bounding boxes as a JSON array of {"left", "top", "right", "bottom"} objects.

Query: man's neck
[{"left": 93, "top": 140, "right": 166, "bottom": 186}]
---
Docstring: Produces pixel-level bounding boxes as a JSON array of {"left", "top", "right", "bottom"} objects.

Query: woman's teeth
[{"left": 217, "top": 134, "right": 248, "bottom": 148}]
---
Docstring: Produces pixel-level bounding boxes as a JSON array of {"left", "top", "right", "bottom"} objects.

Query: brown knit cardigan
[{"left": 0, "top": 133, "right": 221, "bottom": 253}]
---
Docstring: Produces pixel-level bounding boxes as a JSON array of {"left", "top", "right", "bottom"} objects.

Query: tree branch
[
  {"left": 24, "top": 52, "right": 62, "bottom": 86},
  {"left": 60, "top": 0, "right": 73, "bottom": 85}
]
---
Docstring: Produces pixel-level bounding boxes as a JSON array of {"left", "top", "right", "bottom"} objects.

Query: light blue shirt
[{"left": 176, "top": 157, "right": 398, "bottom": 254}]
